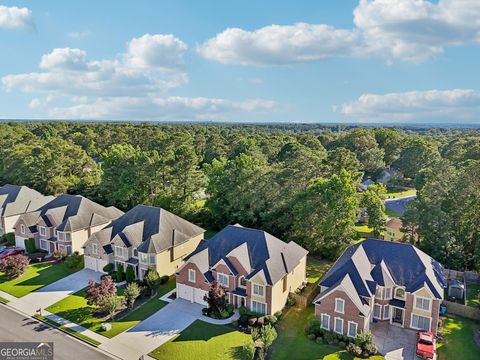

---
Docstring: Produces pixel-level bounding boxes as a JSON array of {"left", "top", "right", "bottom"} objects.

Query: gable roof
[
  {"left": 87, "top": 205, "right": 205, "bottom": 254},
  {"left": 17, "top": 194, "right": 123, "bottom": 232},
  {"left": 183, "top": 224, "right": 308, "bottom": 286},
  {"left": 318, "top": 239, "right": 446, "bottom": 301},
  {"left": 0, "top": 184, "right": 54, "bottom": 218},
  {"left": 385, "top": 217, "right": 403, "bottom": 230}
]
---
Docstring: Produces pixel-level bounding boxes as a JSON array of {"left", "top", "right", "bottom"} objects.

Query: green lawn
[
  {"left": 149, "top": 320, "right": 250, "bottom": 360},
  {"left": 385, "top": 208, "right": 402, "bottom": 218},
  {"left": 0, "top": 296, "right": 10, "bottom": 303},
  {"left": 271, "top": 306, "right": 383, "bottom": 360},
  {"left": 46, "top": 277, "right": 176, "bottom": 338},
  {"left": 386, "top": 188, "right": 416, "bottom": 198},
  {"left": 466, "top": 284, "right": 480, "bottom": 308},
  {"left": 0, "top": 262, "right": 77, "bottom": 298},
  {"left": 306, "top": 257, "right": 332, "bottom": 285},
  {"left": 34, "top": 315, "right": 101, "bottom": 346},
  {"left": 437, "top": 316, "right": 480, "bottom": 360}
]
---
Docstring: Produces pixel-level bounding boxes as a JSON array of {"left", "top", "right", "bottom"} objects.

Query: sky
[{"left": 0, "top": 0, "right": 480, "bottom": 124}]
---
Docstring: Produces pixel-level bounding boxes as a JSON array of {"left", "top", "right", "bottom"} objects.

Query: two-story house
[
  {"left": 313, "top": 239, "right": 446, "bottom": 338},
  {"left": 176, "top": 224, "right": 308, "bottom": 315},
  {"left": 0, "top": 184, "right": 53, "bottom": 237},
  {"left": 13, "top": 194, "right": 123, "bottom": 255},
  {"left": 82, "top": 205, "right": 205, "bottom": 278}
]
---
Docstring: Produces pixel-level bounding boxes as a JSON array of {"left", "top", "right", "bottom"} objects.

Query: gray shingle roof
[
  {"left": 185, "top": 224, "right": 308, "bottom": 286},
  {"left": 318, "top": 238, "right": 446, "bottom": 302},
  {"left": 88, "top": 205, "right": 205, "bottom": 254},
  {"left": 17, "top": 194, "right": 123, "bottom": 232},
  {"left": 0, "top": 184, "right": 54, "bottom": 218}
]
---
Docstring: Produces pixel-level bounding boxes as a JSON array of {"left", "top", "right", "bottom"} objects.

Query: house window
[
  {"left": 375, "top": 287, "right": 383, "bottom": 299},
  {"left": 411, "top": 314, "right": 431, "bottom": 331},
  {"left": 251, "top": 300, "right": 266, "bottom": 315},
  {"left": 373, "top": 304, "right": 381, "bottom": 318},
  {"left": 395, "top": 287, "right": 405, "bottom": 299},
  {"left": 239, "top": 276, "right": 247, "bottom": 288},
  {"left": 58, "top": 232, "right": 72, "bottom": 241},
  {"left": 39, "top": 226, "right": 46, "bottom": 237},
  {"left": 334, "top": 317, "right": 344, "bottom": 334},
  {"left": 348, "top": 321, "right": 358, "bottom": 338},
  {"left": 114, "top": 246, "right": 124, "bottom": 258},
  {"left": 283, "top": 276, "right": 288, "bottom": 292},
  {"left": 20, "top": 224, "right": 26, "bottom": 234},
  {"left": 321, "top": 313, "right": 330, "bottom": 330},
  {"left": 385, "top": 288, "right": 392, "bottom": 299},
  {"left": 383, "top": 305, "right": 390, "bottom": 319},
  {"left": 253, "top": 284, "right": 264, "bottom": 297},
  {"left": 92, "top": 243, "right": 98, "bottom": 255},
  {"left": 149, "top": 254, "right": 156, "bottom": 265},
  {"left": 140, "top": 253, "right": 148, "bottom": 264},
  {"left": 40, "top": 239, "right": 48, "bottom": 251},
  {"left": 335, "top": 298, "right": 345, "bottom": 314},
  {"left": 218, "top": 273, "right": 229, "bottom": 287},
  {"left": 188, "top": 269, "right": 196, "bottom": 283},
  {"left": 415, "top": 297, "right": 431, "bottom": 311}
]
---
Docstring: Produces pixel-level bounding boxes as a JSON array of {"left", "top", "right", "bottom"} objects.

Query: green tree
[
  {"left": 394, "top": 137, "right": 440, "bottom": 179},
  {"left": 124, "top": 282, "right": 141, "bottom": 308},
  {"left": 362, "top": 184, "right": 387, "bottom": 237},
  {"left": 290, "top": 170, "right": 359, "bottom": 259}
]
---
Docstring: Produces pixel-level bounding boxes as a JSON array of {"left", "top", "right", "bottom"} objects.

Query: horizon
[{"left": 1, "top": 1, "right": 480, "bottom": 125}]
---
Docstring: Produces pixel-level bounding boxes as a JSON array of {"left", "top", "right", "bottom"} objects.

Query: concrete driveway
[
  {"left": 100, "top": 299, "right": 202, "bottom": 360},
  {"left": 372, "top": 322, "right": 418, "bottom": 360},
  {"left": 9, "top": 269, "right": 102, "bottom": 315}
]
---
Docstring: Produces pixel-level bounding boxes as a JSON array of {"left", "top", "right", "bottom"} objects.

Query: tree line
[{"left": 0, "top": 122, "right": 479, "bottom": 270}]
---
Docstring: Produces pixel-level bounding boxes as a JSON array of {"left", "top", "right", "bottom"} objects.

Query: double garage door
[
  {"left": 84, "top": 256, "right": 108, "bottom": 273},
  {"left": 176, "top": 283, "right": 208, "bottom": 306}
]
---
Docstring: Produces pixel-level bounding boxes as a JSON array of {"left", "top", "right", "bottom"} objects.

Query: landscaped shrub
[
  {"left": 239, "top": 315, "right": 249, "bottom": 326},
  {"left": 85, "top": 276, "right": 117, "bottom": 310},
  {"left": 202, "top": 308, "right": 210, "bottom": 316},
  {"left": 356, "top": 330, "right": 377, "bottom": 356},
  {"left": 64, "top": 252, "right": 84, "bottom": 271},
  {"left": 316, "top": 336, "right": 323, "bottom": 344},
  {"left": 53, "top": 251, "right": 66, "bottom": 261},
  {"left": 324, "top": 332, "right": 335, "bottom": 345},
  {"left": 307, "top": 333, "right": 316, "bottom": 341},
  {"left": 239, "top": 306, "right": 248, "bottom": 315},
  {"left": 115, "top": 263, "right": 125, "bottom": 282},
  {"left": 338, "top": 341, "right": 346, "bottom": 348},
  {"left": 0, "top": 254, "right": 29, "bottom": 279},
  {"left": 124, "top": 282, "right": 141, "bottom": 308},
  {"left": 144, "top": 267, "right": 160, "bottom": 294},
  {"left": 2, "top": 233, "right": 15, "bottom": 246},
  {"left": 24, "top": 238, "right": 36, "bottom": 254},
  {"left": 159, "top": 275, "right": 169, "bottom": 284},
  {"left": 125, "top": 265, "right": 135, "bottom": 283},
  {"left": 103, "top": 263, "right": 114, "bottom": 274},
  {"left": 264, "top": 314, "right": 277, "bottom": 325},
  {"left": 346, "top": 343, "right": 363, "bottom": 357},
  {"left": 240, "top": 339, "right": 256, "bottom": 360},
  {"left": 273, "top": 310, "right": 283, "bottom": 320},
  {"left": 231, "top": 320, "right": 238, "bottom": 327},
  {"left": 287, "top": 296, "right": 296, "bottom": 306},
  {"left": 305, "top": 317, "right": 321, "bottom": 336}
]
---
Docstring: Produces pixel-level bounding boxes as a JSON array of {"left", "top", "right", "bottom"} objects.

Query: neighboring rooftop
[
  {"left": 88, "top": 205, "right": 205, "bottom": 254},
  {"left": 18, "top": 194, "right": 123, "bottom": 233},
  {"left": 185, "top": 224, "right": 308, "bottom": 285},
  {"left": 385, "top": 217, "right": 403, "bottom": 230},
  {"left": 0, "top": 184, "right": 54, "bottom": 218},
  {"left": 317, "top": 238, "right": 446, "bottom": 303}
]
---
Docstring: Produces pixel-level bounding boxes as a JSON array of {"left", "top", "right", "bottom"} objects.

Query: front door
[{"left": 392, "top": 307, "right": 404, "bottom": 326}]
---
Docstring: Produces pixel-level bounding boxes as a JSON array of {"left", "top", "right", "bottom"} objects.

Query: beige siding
[{"left": 3, "top": 215, "right": 21, "bottom": 234}]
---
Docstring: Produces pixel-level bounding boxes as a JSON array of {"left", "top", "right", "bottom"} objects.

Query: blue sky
[{"left": 1, "top": 0, "right": 480, "bottom": 124}]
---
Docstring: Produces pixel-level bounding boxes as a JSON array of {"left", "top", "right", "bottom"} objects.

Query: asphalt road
[{"left": 0, "top": 304, "right": 114, "bottom": 360}]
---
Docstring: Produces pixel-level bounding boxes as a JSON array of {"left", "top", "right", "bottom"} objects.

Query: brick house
[
  {"left": 82, "top": 204, "right": 205, "bottom": 278},
  {"left": 313, "top": 239, "right": 446, "bottom": 338},
  {"left": 13, "top": 194, "right": 123, "bottom": 255},
  {"left": 176, "top": 224, "right": 308, "bottom": 315}
]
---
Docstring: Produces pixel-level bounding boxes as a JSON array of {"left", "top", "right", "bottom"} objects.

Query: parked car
[
  {"left": 416, "top": 331, "right": 436, "bottom": 359},
  {"left": 0, "top": 247, "right": 24, "bottom": 260}
]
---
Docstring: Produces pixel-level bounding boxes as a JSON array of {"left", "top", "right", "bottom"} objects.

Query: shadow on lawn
[
  {"left": 171, "top": 320, "right": 238, "bottom": 342},
  {"left": 12, "top": 263, "right": 71, "bottom": 287},
  {"left": 54, "top": 306, "right": 93, "bottom": 324}
]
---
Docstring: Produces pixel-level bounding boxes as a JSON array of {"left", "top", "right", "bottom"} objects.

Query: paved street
[
  {"left": 385, "top": 195, "right": 417, "bottom": 216},
  {"left": 0, "top": 304, "right": 113, "bottom": 360}
]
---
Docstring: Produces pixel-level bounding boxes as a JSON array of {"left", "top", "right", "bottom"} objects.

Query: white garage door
[
  {"left": 15, "top": 236, "right": 26, "bottom": 249},
  {"left": 176, "top": 283, "right": 208, "bottom": 305},
  {"left": 84, "top": 256, "right": 108, "bottom": 272}
]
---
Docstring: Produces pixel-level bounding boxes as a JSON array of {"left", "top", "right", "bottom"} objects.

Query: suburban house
[
  {"left": 176, "top": 224, "right": 308, "bottom": 315},
  {"left": 313, "top": 239, "right": 446, "bottom": 338},
  {"left": 13, "top": 194, "right": 123, "bottom": 255},
  {"left": 361, "top": 178, "right": 376, "bottom": 191},
  {"left": 83, "top": 205, "right": 205, "bottom": 278},
  {"left": 0, "top": 184, "right": 54, "bottom": 237},
  {"left": 384, "top": 217, "right": 404, "bottom": 242}
]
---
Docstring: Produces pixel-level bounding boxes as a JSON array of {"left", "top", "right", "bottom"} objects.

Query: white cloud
[
  {"left": 67, "top": 30, "right": 91, "bottom": 39},
  {"left": 3, "top": 33, "right": 276, "bottom": 121},
  {"left": 0, "top": 5, "right": 34, "bottom": 30},
  {"left": 198, "top": 0, "right": 480, "bottom": 65},
  {"left": 198, "top": 23, "right": 360, "bottom": 65},
  {"left": 340, "top": 89, "right": 480, "bottom": 123},
  {"left": 48, "top": 96, "right": 276, "bottom": 121}
]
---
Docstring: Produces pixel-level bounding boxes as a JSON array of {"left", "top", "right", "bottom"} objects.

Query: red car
[
  {"left": 416, "top": 331, "right": 435, "bottom": 359},
  {"left": 0, "top": 248, "right": 24, "bottom": 260}
]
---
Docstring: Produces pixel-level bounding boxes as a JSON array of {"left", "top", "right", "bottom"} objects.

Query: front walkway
[
  {"left": 7, "top": 269, "right": 102, "bottom": 315},
  {"left": 371, "top": 322, "right": 418, "bottom": 360},
  {"left": 99, "top": 298, "right": 240, "bottom": 359}
]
